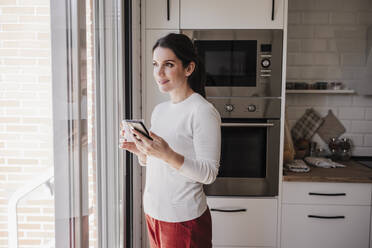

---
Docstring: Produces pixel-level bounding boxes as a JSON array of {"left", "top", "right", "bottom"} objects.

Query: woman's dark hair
[{"left": 152, "top": 33, "right": 206, "bottom": 97}]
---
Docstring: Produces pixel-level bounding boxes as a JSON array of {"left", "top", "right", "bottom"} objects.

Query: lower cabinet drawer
[
  {"left": 281, "top": 204, "right": 370, "bottom": 248},
  {"left": 207, "top": 197, "right": 277, "bottom": 247},
  {"left": 282, "top": 182, "right": 372, "bottom": 205}
]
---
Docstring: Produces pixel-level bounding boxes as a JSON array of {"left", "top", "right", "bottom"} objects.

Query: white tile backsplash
[
  {"left": 287, "top": 0, "right": 372, "bottom": 156},
  {"left": 353, "top": 147, "right": 372, "bottom": 156},
  {"left": 288, "top": 12, "right": 302, "bottom": 24},
  {"left": 365, "top": 108, "right": 372, "bottom": 120},
  {"left": 343, "top": 0, "right": 371, "bottom": 11},
  {"left": 352, "top": 96, "right": 372, "bottom": 107},
  {"left": 341, "top": 53, "right": 365, "bottom": 66},
  {"left": 289, "top": 0, "right": 317, "bottom": 11},
  {"left": 330, "top": 12, "right": 356, "bottom": 24},
  {"left": 287, "top": 40, "right": 301, "bottom": 52},
  {"left": 314, "top": 0, "right": 342, "bottom": 11},
  {"left": 340, "top": 120, "right": 352, "bottom": 131},
  {"left": 288, "top": 25, "right": 314, "bottom": 38},
  {"left": 313, "top": 53, "right": 339, "bottom": 65},
  {"left": 314, "top": 26, "right": 336, "bottom": 38},
  {"left": 364, "top": 135, "right": 372, "bottom": 146},
  {"left": 295, "top": 95, "right": 329, "bottom": 106},
  {"left": 303, "top": 12, "right": 329, "bottom": 24},
  {"left": 301, "top": 39, "right": 328, "bottom": 52},
  {"left": 339, "top": 107, "right": 365, "bottom": 120},
  {"left": 327, "top": 95, "right": 353, "bottom": 107},
  {"left": 301, "top": 67, "right": 329, "bottom": 79},
  {"left": 286, "top": 107, "right": 306, "bottom": 119},
  {"left": 340, "top": 26, "right": 367, "bottom": 38},
  {"left": 351, "top": 120, "right": 372, "bottom": 133},
  {"left": 357, "top": 12, "right": 372, "bottom": 24},
  {"left": 334, "top": 39, "right": 366, "bottom": 52}
]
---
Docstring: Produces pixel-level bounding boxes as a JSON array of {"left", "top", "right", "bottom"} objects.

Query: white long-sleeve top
[{"left": 143, "top": 93, "right": 221, "bottom": 222}]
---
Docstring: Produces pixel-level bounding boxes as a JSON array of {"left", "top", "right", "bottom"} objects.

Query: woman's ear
[{"left": 185, "top": 61, "right": 196, "bottom": 77}]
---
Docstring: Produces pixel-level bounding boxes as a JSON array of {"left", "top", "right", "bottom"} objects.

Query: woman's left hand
[{"left": 131, "top": 129, "right": 171, "bottom": 162}]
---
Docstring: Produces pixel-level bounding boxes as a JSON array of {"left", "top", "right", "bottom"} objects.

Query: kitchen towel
[
  {"left": 291, "top": 108, "right": 323, "bottom": 142},
  {"left": 304, "top": 157, "right": 346, "bottom": 168},
  {"left": 316, "top": 109, "right": 346, "bottom": 143},
  {"left": 285, "top": 159, "right": 310, "bottom": 173}
]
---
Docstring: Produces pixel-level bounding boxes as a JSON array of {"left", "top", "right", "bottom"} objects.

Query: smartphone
[{"left": 122, "top": 120, "right": 153, "bottom": 141}]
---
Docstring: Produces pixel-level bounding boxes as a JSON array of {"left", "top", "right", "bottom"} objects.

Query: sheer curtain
[{"left": 50, "top": 0, "right": 130, "bottom": 247}]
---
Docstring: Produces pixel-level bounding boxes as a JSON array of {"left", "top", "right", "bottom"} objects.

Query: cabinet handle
[
  {"left": 210, "top": 208, "right": 247, "bottom": 213},
  {"left": 309, "top": 192, "right": 346, "bottom": 196},
  {"left": 308, "top": 215, "right": 345, "bottom": 219},
  {"left": 271, "top": 0, "right": 275, "bottom": 20},
  {"left": 167, "top": 0, "right": 170, "bottom": 21}
]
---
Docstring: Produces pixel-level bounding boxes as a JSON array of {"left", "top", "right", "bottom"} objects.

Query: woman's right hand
[
  {"left": 119, "top": 125, "right": 147, "bottom": 165},
  {"left": 119, "top": 129, "right": 142, "bottom": 156}
]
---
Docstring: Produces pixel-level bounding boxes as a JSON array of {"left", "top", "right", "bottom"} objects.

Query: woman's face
[{"left": 152, "top": 47, "right": 193, "bottom": 94}]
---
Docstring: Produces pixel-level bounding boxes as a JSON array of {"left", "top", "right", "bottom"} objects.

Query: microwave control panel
[{"left": 259, "top": 44, "right": 272, "bottom": 79}]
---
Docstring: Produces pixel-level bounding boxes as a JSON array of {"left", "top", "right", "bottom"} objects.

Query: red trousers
[{"left": 145, "top": 208, "right": 212, "bottom": 248}]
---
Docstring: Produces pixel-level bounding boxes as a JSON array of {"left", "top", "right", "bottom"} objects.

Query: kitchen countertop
[{"left": 283, "top": 160, "right": 372, "bottom": 183}]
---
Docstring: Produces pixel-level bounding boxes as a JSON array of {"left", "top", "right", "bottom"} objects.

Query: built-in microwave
[{"left": 182, "top": 29, "right": 283, "bottom": 97}]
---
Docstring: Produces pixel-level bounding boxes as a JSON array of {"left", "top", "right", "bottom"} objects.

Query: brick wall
[
  {"left": 0, "top": 0, "right": 97, "bottom": 247},
  {"left": 0, "top": 0, "right": 54, "bottom": 246},
  {"left": 286, "top": 0, "right": 372, "bottom": 156}
]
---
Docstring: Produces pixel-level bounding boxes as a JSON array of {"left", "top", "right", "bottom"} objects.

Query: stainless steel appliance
[
  {"left": 205, "top": 97, "right": 281, "bottom": 196},
  {"left": 182, "top": 29, "right": 283, "bottom": 97}
]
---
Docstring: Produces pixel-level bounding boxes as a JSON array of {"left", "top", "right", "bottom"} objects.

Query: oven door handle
[{"left": 221, "top": 123, "right": 275, "bottom": 127}]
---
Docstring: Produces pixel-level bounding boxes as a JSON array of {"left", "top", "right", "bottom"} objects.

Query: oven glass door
[
  {"left": 219, "top": 118, "right": 267, "bottom": 178},
  {"left": 194, "top": 40, "right": 257, "bottom": 87}
]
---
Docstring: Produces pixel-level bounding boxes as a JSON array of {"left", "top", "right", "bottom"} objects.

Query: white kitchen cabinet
[
  {"left": 282, "top": 182, "right": 371, "bottom": 205},
  {"left": 281, "top": 182, "right": 372, "bottom": 248},
  {"left": 145, "top": 0, "right": 179, "bottom": 29},
  {"left": 207, "top": 197, "right": 277, "bottom": 247},
  {"left": 143, "top": 30, "right": 179, "bottom": 127},
  {"left": 370, "top": 208, "right": 372, "bottom": 248},
  {"left": 180, "top": 0, "right": 285, "bottom": 29}
]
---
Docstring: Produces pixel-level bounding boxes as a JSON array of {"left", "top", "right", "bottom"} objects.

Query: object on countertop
[
  {"left": 317, "top": 110, "right": 346, "bottom": 143},
  {"left": 285, "top": 159, "right": 310, "bottom": 173},
  {"left": 329, "top": 82, "right": 344, "bottom": 90},
  {"left": 328, "top": 137, "right": 353, "bottom": 161},
  {"left": 294, "top": 82, "right": 309, "bottom": 89},
  {"left": 309, "top": 141, "right": 317, "bottom": 157},
  {"left": 284, "top": 114, "right": 295, "bottom": 163},
  {"left": 315, "top": 148, "right": 328, "bottom": 157},
  {"left": 304, "top": 157, "right": 346, "bottom": 168},
  {"left": 315, "top": 81, "right": 328, "bottom": 89},
  {"left": 339, "top": 137, "right": 352, "bottom": 150},
  {"left": 294, "top": 139, "right": 310, "bottom": 159},
  {"left": 328, "top": 137, "right": 339, "bottom": 150},
  {"left": 286, "top": 82, "right": 295, "bottom": 90},
  {"left": 291, "top": 108, "right": 323, "bottom": 141}
]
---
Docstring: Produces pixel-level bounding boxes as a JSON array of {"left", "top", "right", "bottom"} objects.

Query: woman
[{"left": 120, "top": 33, "right": 221, "bottom": 248}]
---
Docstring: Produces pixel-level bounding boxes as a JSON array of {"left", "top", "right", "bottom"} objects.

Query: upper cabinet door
[
  {"left": 146, "top": 0, "right": 179, "bottom": 29},
  {"left": 180, "top": 0, "right": 284, "bottom": 29}
]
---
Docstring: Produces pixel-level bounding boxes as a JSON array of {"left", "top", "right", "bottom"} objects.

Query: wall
[
  {"left": 0, "top": 1, "right": 54, "bottom": 246},
  {"left": 286, "top": 0, "right": 372, "bottom": 156},
  {"left": 0, "top": 0, "right": 97, "bottom": 247}
]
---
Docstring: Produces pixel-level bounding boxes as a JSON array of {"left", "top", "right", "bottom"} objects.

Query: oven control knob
[
  {"left": 247, "top": 104, "right": 256, "bottom": 112},
  {"left": 261, "top": 58, "right": 271, "bottom": 68},
  {"left": 225, "top": 104, "right": 234, "bottom": 112}
]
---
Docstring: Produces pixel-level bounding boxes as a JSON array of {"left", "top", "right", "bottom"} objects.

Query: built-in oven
[
  {"left": 182, "top": 29, "right": 283, "bottom": 97},
  {"left": 205, "top": 97, "right": 281, "bottom": 196}
]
